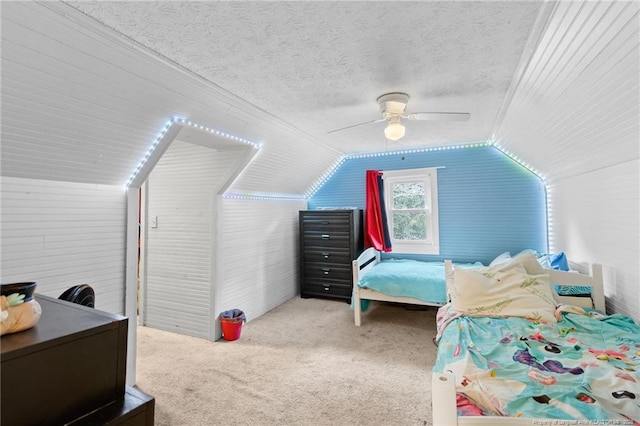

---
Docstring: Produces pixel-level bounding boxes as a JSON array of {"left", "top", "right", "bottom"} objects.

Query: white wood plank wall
[
  {"left": 494, "top": 1, "right": 639, "bottom": 319},
  {"left": 2, "top": 2, "right": 341, "bottom": 195},
  {"left": 549, "top": 160, "right": 639, "bottom": 321},
  {"left": 215, "top": 198, "right": 305, "bottom": 339},
  {"left": 144, "top": 141, "right": 244, "bottom": 339},
  {"left": 0, "top": 177, "right": 126, "bottom": 313}
]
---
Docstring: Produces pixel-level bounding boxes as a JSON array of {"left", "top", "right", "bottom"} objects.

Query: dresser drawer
[
  {"left": 304, "top": 263, "right": 352, "bottom": 282},
  {"left": 302, "top": 231, "right": 351, "bottom": 248},
  {"left": 302, "top": 280, "right": 352, "bottom": 299},
  {"left": 303, "top": 247, "right": 351, "bottom": 264},
  {"left": 301, "top": 213, "right": 352, "bottom": 233}
]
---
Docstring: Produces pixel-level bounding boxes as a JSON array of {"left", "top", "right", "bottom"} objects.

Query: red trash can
[
  {"left": 220, "top": 309, "right": 246, "bottom": 341},
  {"left": 220, "top": 317, "right": 243, "bottom": 341}
]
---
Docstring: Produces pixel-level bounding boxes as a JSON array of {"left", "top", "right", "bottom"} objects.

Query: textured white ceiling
[
  {"left": 3, "top": 1, "right": 634, "bottom": 195},
  {"left": 66, "top": 1, "right": 543, "bottom": 153}
]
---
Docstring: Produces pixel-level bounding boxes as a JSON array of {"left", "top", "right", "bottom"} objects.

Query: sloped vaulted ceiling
[
  {"left": 492, "top": 1, "right": 639, "bottom": 183},
  {"left": 2, "top": 1, "right": 545, "bottom": 195}
]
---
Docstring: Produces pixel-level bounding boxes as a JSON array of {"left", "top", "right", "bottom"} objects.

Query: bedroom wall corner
[
  {"left": 548, "top": 159, "right": 640, "bottom": 321},
  {"left": 214, "top": 197, "right": 305, "bottom": 340}
]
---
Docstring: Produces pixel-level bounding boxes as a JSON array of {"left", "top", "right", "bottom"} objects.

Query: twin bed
[
  {"left": 351, "top": 247, "right": 456, "bottom": 326},
  {"left": 351, "top": 248, "right": 639, "bottom": 424}
]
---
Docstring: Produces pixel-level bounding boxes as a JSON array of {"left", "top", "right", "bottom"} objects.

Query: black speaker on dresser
[{"left": 299, "top": 209, "right": 364, "bottom": 302}]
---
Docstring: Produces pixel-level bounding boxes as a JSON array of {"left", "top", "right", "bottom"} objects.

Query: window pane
[
  {"left": 393, "top": 212, "right": 427, "bottom": 240},
  {"left": 392, "top": 182, "right": 425, "bottom": 209}
]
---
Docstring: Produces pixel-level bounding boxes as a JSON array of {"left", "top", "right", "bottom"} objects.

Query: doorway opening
[{"left": 125, "top": 119, "right": 260, "bottom": 384}]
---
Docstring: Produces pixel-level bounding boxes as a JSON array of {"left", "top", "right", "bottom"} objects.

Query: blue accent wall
[{"left": 308, "top": 146, "right": 547, "bottom": 265}]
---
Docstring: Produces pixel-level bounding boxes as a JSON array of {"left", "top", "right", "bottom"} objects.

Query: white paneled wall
[
  {"left": 144, "top": 141, "right": 244, "bottom": 339},
  {"left": 494, "top": 0, "right": 639, "bottom": 319},
  {"left": 2, "top": 2, "right": 342, "bottom": 195},
  {"left": 0, "top": 177, "right": 126, "bottom": 313},
  {"left": 549, "top": 160, "right": 639, "bottom": 321},
  {"left": 215, "top": 198, "right": 305, "bottom": 339},
  {"left": 494, "top": 1, "right": 639, "bottom": 181}
]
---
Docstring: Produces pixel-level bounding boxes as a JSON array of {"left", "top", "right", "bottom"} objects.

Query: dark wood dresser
[
  {"left": 299, "top": 209, "right": 364, "bottom": 301},
  {"left": 1, "top": 294, "right": 154, "bottom": 426}
]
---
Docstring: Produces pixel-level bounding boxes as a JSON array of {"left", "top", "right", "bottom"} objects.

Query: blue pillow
[{"left": 550, "top": 252, "right": 569, "bottom": 271}]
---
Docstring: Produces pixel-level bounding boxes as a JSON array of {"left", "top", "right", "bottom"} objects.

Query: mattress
[{"left": 358, "top": 259, "right": 480, "bottom": 305}]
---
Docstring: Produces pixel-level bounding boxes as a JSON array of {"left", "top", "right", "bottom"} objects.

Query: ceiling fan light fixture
[
  {"left": 384, "top": 117, "right": 405, "bottom": 141},
  {"left": 326, "top": 92, "right": 469, "bottom": 139}
]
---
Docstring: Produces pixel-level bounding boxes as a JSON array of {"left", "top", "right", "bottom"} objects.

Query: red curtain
[{"left": 364, "top": 170, "right": 392, "bottom": 252}]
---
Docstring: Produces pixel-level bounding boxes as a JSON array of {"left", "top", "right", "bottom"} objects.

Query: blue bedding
[
  {"left": 358, "top": 259, "right": 480, "bottom": 305},
  {"left": 554, "top": 284, "right": 592, "bottom": 297}
]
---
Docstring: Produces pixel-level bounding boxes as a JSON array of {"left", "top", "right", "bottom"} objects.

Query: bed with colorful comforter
[
  {"left": 431, "top": 252, "right": 639, "bottom": 424},
  {"left": 434, "top": 304, "right": 640, "bottom": 421}
]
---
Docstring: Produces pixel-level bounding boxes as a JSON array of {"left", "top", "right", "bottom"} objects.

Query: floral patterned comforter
[{"left": 433, "top": 304, "right": 640, "bottom": 422}]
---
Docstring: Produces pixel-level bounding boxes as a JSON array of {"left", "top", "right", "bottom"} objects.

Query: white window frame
[{"left": 383, "top": 168, "right": 440, "bottom": 255}]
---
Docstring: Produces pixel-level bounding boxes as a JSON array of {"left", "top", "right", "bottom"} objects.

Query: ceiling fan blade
[
  {"left": 406, "top": 112, "right": 471, "bottom": 121},
  {"left": 327, "top": 118, "right": 386, "bottom": 134}
]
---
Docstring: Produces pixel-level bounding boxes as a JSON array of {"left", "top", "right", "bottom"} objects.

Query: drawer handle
[
  {"left": 321, "top": 252, "right": 330, "bottom": 259},
  {"left": 321, "top": 234, "right": 330, "bottom": 240},
  {"left": 323, "top": 286, "right": 331, "bottom": 291},
  {"left": 322, "top": 268, "right": 331, "bottom": 275}
]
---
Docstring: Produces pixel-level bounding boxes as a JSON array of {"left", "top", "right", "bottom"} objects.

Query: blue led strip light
[
  {"left": 348, "top": 142, "right": 492, "bottom": 159},
  {"left": 303, "top": 156, "right": 347, "bottom": 199},
  {"left": 304, "top": 142, "right": 492, "bottom": 199},
  {"left": 222, "top": 192, "right": 307, "bottom": 201},
  {"left": 126, "top": 118, "right": 175, "bottom": 187},
  {"left": 128, "top": 133, "right": 547, "bottom": 203},
  {"left": 125, "top": 118, "right": 263, "bottom": 188},
  {"left": 491, "top": 141, "right": 550, "bottom": 252},
  {"left": 175, "top": 118, "right": 262, "bottom": 149},
  {"left": 491, "top": 142, "right": 545, "bottom": 182}
]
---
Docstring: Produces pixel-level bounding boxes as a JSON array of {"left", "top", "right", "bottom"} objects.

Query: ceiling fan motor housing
[{"left": 377, "top": 92, "right": 410, "bottom": 118}]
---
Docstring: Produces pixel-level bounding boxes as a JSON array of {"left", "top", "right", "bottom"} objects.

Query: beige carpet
[{"left": 135, "top": 297, "right": 439, "bottom": 425}]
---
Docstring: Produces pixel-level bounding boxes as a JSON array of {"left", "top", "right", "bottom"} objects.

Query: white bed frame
[
  {"left": 431, "top": 260, "right": 605, "bottom": 425},
  {"left": 351, "top": 247, "right": 446, "bottom": 326}
]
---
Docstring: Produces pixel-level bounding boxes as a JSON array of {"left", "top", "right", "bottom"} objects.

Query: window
[{"left": 383, "top": 168, "right": 439, "bottom": 254}]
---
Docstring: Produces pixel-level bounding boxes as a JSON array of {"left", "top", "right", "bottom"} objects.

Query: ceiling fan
[{"left": 327, "top": 92, "right": 470, "bottom": 141}]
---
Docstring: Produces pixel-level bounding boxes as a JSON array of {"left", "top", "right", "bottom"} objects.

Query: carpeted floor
[{"left": 135, "top": 297, "right": 439, "bottom": 425}]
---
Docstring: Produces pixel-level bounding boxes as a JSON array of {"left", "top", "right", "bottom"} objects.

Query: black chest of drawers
[{"left": 299, "top": 209, "right": 363, "bottom": 301}]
